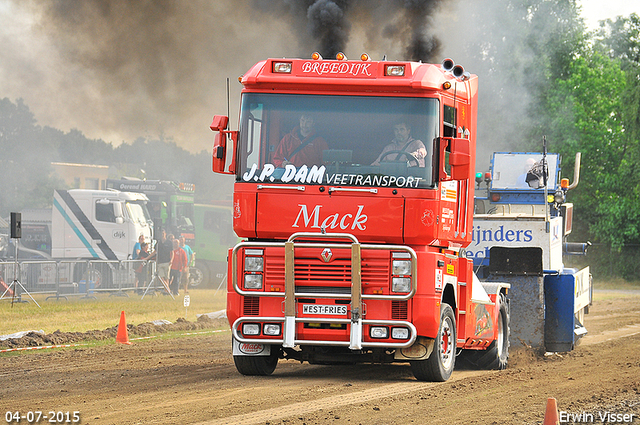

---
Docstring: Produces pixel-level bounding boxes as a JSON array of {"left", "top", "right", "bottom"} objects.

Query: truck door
[{"left": 93, "top": 198, "right": 126, "bottom": 260}]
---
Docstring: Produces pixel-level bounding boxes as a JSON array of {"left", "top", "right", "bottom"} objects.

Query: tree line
[
  {"left": 0, "top": 97, "right": 232, "bottom": 218},
  {"left": 460, "top": 2, "right": 639, "bottom": 280}
]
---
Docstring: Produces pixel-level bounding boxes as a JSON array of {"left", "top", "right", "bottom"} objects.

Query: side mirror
[
  {"left": 437, "top": 137, "right": 471, "bottom": 181},
  {"left": 449, "top": 138, "right": 471, "bottom": 180},
  {"left": 210, "top": 115, "right": 237, "bottom": 175},
  {"left": 210, "top": 115, "right": 229, "bottom": 132}
]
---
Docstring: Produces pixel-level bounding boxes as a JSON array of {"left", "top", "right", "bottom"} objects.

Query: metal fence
[{"left": 0, "top": 258, "right": 167, "bottom": 300}]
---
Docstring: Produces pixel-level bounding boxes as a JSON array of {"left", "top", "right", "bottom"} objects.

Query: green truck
[
  {"left": 191, "top": 203, "right": 237, "bottom": 288},
  {"left": 106, "top": 178, "right": 236, "bottom": 287}
]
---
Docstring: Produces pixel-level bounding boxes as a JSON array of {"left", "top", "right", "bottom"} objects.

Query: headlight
[
  {"left": 244, "top": 274, "right": 263, "bottom": 289},
  {"left": 242, "top": 323, "right": 260, "bottom": 335},
  {"left": 392, "top": 260, "right": 412, "bottom": 276},
  {"left": 392, "top": 327, "right": 410, "bottom": 340},
  {"left": 263, "top": 323, "right": 281, "bottom": 336},
  {"left": 370, "top": 326, "right": 389, "bottom": 339},
  {"left": 392, "top": 277, "right": 411, "bottom": 293},
  {"left": 245, "top": 257, "right": 264, "bottom": 272}
]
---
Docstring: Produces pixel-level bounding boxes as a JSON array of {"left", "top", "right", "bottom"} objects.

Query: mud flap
[{"left": 394, "top": 336, "right": 435, "bottom": 361}]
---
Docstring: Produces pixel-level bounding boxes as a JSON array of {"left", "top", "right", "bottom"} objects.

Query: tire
[
  {"left": 458, "top": 293, "right": 510, "bottom": 370},
  {"left": 233, "top": 346, "right": 280, "bottom": 376},
  {"left": 188, "top": 264, "right": 205, "bottom": 288},
  {"left": 410, "top": 303, "right": 456, "bottom": 382}
]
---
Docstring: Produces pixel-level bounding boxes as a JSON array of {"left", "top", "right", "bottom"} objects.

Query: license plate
[{"left": 302, "top": 304, "right": 348, "bottom": 316}]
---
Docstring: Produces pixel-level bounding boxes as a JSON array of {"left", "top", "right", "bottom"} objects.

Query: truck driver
[{"left": 371, "top": 121, "right": 427, "bottom": 167}]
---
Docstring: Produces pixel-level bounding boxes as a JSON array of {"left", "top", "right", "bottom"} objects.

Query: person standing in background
[
  {"left": 156, "top": 230, "right": 173, "bottom": 284},
  {"left": 179, "top": 236, "right": 194, "bottom": 294},
  {"left": 169, "top": 239, "right": 187, "bottom": 296}
]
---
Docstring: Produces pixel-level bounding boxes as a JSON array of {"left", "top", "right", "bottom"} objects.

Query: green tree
[
  {"left": 0, "top": 98, "right": 59, "bottom": 215},
  {"left": 460, "top": 0, "right": 586, "bottom": 163}
]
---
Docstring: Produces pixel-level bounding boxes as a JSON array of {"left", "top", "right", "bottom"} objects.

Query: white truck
[
  {"left": 50, "top": 189, "right": 153, "bottom": 260},
  {"left": 12, "top": 189, "right": 154, "bottom": 293}
]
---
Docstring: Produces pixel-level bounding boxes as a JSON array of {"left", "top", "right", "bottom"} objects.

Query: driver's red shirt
[{"left": 272, "top": 127, "right": 329, "bottom": 168}]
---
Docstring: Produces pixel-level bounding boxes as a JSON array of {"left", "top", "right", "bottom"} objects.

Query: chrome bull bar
[{"left": 231, "top": 232, "right": 418, "bottom": 351}]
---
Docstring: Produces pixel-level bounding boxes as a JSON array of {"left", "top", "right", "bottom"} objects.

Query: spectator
[
  {"left": 156, "top": 230, "right": 173, "bottom": 284},
  {"left": 179, "top": 236, "right": 194, "bottom": 293},
  {"left": 169, "top": 238, "right": 187, "bottom": 296},
  {"left": 132, "top": 234, "right": 144, "bottom": 260},
  {"left": 134, "top": 242, "right": 152, "bottom": 292}
]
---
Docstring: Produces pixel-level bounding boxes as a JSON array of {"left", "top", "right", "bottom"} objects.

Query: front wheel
[
  {"left": 233, "top": 346, "right": 280, "bottom": 376},
  {"left": 410, "top": 303, "right": 456, "bottom": 382}
]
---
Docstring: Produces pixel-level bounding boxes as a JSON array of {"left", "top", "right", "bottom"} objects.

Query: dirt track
[{"left": 2, "top": 290, "right": 640, "bottom": 425}]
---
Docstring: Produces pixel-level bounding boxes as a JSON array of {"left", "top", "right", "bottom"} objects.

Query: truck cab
[
  {"left": 52, "top": 189, "right": 153, "bottom": 260},
  {"left": 211, "top": 56, "right": 509, "bottom": 381}
]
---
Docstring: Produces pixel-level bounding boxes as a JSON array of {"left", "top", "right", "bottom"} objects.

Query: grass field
[
  {"left": 0, "top": 289, "right": 227, "bottom": 336},
  {"left": 1, "top": 277, "right": 638, "bottom": 338}
]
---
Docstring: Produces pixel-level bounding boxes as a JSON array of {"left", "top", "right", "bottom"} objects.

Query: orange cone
[
  {"left": 543, "top": 397, "right": 560, "bottom": 425},
  {"left": 116, "top": 311, "right": 132, "bottom": 345}
]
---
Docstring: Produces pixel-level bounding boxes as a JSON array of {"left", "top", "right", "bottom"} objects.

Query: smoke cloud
[{"left": 0, "top": 0, "right": 545, "bottom": 167}]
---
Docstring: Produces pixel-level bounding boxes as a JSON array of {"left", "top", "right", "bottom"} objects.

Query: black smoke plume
[{"left": 256, "top": 0, "right": 448, "bottom": 61}]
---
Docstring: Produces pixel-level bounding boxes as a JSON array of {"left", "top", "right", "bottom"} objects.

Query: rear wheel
[
  {"left": 233, "top": 346, "right": 280, "bottom": 376},
  {"left": 410, "top": 303, "right": 456, "bottom": 382},
  {"left": 459, "top": 293, "right": 510, "bottom": 370},
  {"left": 188, "top": 264, "right": 205, "bottom": 288}
]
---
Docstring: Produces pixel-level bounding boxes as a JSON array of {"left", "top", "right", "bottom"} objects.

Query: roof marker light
[
  {"left": 360, "top": 53, "right": 370, "bottom": 61},
  {"left": 384, "top": 64, "right": 405, "bottom": 76},
  {"left": 443, "top": 81, "right": 452, "bottom": 90},
  {"left": 273, "top": 62, "right": 292, "bottom": 73},
  {"left": 311, "top": 52, "right": 322, "bottom": 60},
  {"left": 336, "top": 52, "right": 347, "bottom": 61}
]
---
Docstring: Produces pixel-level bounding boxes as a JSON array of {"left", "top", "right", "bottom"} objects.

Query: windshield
[
  {"left": 491, "top": 153, "right": 559, "bottom": 190},
  {"left": 126, "top": 201, "right": 152, "bottom": 225},
  {"left": 238, "top": 93, "right": 439, "bottom": 189}
]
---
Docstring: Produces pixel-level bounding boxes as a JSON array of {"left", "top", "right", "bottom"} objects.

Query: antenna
[
  {"left": 226, "top": 77, "right": 230, "bottom": 120},
  {"left": 543, "top": 136, "right": 550, "bottom": 230}
]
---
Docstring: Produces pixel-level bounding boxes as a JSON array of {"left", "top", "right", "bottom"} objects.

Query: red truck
[{"left": 210, "top": 54, "right": 510, "bottom": 381}]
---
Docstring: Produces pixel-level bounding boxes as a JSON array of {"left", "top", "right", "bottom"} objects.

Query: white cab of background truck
[{"left": 51, "top": 189, "right": 153, "bottom": 260}]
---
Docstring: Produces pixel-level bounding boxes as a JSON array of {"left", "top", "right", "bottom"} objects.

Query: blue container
[
  {"left": 78, "top": 280, "right": 95, "bottom": 294},
  {"left": 544, "top": 271, "right": 576, "bottom": 352}
]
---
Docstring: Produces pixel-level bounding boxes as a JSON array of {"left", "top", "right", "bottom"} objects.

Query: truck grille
[{"left": 264, "top": 254, "right": 390, "bottom": 289}]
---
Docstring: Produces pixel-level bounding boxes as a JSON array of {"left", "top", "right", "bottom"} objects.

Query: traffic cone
[
  {"left": 543, "top": 397, "right": 560, "bottom": 425},
  {"left": 116, "top": 311, "right": 132, "bottom": 345}
]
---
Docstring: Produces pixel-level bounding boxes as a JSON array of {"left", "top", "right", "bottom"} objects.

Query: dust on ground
[{"left": 1, "top": 290, "right": 639, "bottom": 425}]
